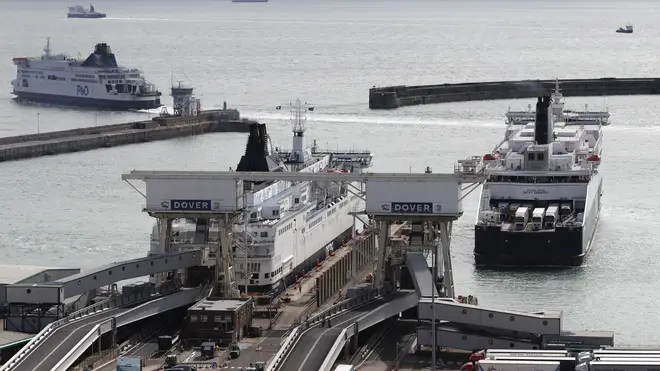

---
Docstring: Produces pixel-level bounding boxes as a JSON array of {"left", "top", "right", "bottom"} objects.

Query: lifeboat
[
  {"left": 587, "top": 154, "right": 600, "bottom": 162},
  {"left": 482, "top": 153, "right": 496, "bottom": 161}
]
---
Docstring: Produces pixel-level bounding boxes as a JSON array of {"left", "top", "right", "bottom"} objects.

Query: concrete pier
[
  {"left": 369, "top": 77, "right": 660, "bottom": 109},
  {"left": 0, "top": 110, "right": 254, "bottom": 162}
]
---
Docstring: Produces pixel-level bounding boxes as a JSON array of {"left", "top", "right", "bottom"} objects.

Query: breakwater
[
  {"left": 369, "top": 77, "right": 660, "bottom": 109},
  {"left": 0, "top": 109, "right": 254, "bottom": 162}
]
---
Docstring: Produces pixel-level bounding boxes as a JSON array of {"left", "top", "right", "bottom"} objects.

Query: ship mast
[
  {"left": 288, "top": 98, "right": 310, "bottom": 164},
  {"left": 43, "top": 37, "right": 51, "bottom": 58}
]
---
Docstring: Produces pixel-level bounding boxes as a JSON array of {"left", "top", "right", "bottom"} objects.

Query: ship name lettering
[
  {"left": 76, "top": 85, "right": 89, "bottom": 96},
  {"left": 522, "top": 188, "right": 548, "bottom": 195}
]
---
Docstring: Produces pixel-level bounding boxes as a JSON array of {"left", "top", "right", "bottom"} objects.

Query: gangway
[{"left": 3, "top": 286, "right": 206, "bottom": 371}]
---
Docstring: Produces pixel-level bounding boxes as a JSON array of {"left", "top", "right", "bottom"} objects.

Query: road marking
[
  {"left": 31, "top": 325, "right": 89, "bottom": 370},
  {"left": 295, "top": 307, "right": 376, "bottom": 371}
]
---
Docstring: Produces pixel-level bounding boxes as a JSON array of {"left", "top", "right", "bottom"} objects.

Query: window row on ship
[{"left": 488, "top": 175, "right": 590, "bottom": 183}]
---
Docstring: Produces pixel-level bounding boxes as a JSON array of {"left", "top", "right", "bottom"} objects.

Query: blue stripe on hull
[{"left": 12, "top": 92, "right": 161, "bottom": 110}]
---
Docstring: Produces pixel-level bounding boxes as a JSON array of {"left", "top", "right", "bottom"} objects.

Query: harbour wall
[
  {"left": 0, "top": 110, "right": 254, "bottom": 162},
  {"left": 368, "top": 77, "right": 660, "bottom": 109}
]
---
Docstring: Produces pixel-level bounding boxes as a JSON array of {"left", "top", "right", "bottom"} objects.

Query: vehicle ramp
[
  {"left": 405, "top": 252, "right": 438, "bottom": 298},
  {"left": 278, "top": 290, "right": 418, "bottom": 371},
  {"left": 8, "top": 287, "right": 204, "bottom": 371}
]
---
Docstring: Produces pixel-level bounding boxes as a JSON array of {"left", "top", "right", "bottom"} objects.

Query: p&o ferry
[{"left": 11, "top": 39, "right": 161, "bottom": 110}]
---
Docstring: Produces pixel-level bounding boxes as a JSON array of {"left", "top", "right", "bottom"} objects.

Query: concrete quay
[
  {"left": 0, "top": 110, "right": 254, "bottom": 162},
  {"left": 369, "top": 77, "right": 660, "bottom": 109}
]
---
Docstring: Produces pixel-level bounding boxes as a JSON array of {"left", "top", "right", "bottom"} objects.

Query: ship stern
[{"left": 474, "top": 225, "right": 585, "bottom": 267}]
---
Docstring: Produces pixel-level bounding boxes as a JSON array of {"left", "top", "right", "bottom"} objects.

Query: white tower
[
  {"left": 171, "top": 81, "right": 197, "bottom": 117},
  {"left": 288, "top": 98, "right": 312, "bottom": 164}
]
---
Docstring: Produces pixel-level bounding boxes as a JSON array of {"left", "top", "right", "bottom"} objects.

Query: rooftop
[
  {"left": 189, "top": 297, "right": 251, "bottom": 312},
  {"left": 0, "top": 264, "right": 61, "bottom": 285}
]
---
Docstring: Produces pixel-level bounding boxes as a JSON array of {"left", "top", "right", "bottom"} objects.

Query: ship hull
[
  {"left": 242, "top": 227, "right": 353, "bottom": 295},
  {"left": 12, "top": 91, "right": 161, "bottom": 110},
  {"left": 68, "top": 14, "right": 106, "bottom": 18},
  {"left": 474, "top": 226, "right": 586, "bottom": 266},
  {"left": 474, "top": 173, "right": 602, "bottom": 267}
]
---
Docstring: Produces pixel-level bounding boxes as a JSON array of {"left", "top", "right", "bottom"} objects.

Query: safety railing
[
  {"left": 266, "top": 326, "right": 300, "bottom": 371},
  {"left": 318, "top": 328, "right": 349, "bottom": 371},
  {"left": 393, "top": 334, "right": 418, "bottom": 371},
  {"left": 268, "top": 288, "right": 384, "bottom": 371},
  {"left": 0, "top": 297, "right": 116, "bottom": 371},
  {"left": 51, "top": 317, "right": 116, "bottom": 371}
]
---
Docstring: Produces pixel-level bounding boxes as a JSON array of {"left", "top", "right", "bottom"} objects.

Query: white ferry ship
[
  {"left": 506, "top": 80, "right": 611, "bottom": 127},
  {"left": 470, "top": 94, "right": 604, "bottom": 266},
  {"left": 150, "top": 100, "right": 373, "bottom": 293},
  {"left": 67, "top": 4, "right": 106, "bottom": 18},
  {"left": 11, "top": 39, "right": 162, "bottom": 110}
]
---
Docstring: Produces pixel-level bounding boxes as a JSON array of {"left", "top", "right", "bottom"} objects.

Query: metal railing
[
  {"left": 268, "top": 288, "right": 383, "bottom": 371},
  {"left": 393, "top": 334, "right": 418, "bottom": 371},
  {"left": 318, "top": 328, "right": 349, "bottom": 371},
  {"left": 51, "top": 317, "right": 116, "bottom": 371},
  {"left": 0, "top": 297, "right": 116, "bottom": 371}
]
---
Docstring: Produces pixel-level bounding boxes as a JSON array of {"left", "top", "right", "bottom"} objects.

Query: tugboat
[{"left": 616, "top": 23, "right": 633, "bottom": 34}]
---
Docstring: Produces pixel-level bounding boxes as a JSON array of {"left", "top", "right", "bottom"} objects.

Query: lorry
[
  {"left": 544, "top": 205, "right": 559, "bottom": 229},
  {"left": 514, "top": 206, "right": 532, "bottom": 230},
  {"left": 531, "top": 208, "right": 546, "bottom": 230}
]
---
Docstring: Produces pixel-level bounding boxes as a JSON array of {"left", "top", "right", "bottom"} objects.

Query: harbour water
[{"left": 1, "top": 0, "right": 659, "bottom": 344}]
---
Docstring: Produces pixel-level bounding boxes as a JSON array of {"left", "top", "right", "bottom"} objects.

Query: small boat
[
  {"left": 67, "top": 4, "right": 106, "bottom": 18},
  {"left": 616, "top": 23, "right": 633, "bottom": 34}
]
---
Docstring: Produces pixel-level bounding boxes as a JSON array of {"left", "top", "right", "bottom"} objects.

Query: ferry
[
  {"left": 67, "top": 4, "right": 106, "bottom": 18},
  {"left": 471, "top": 94, "right": 604, "bottom": 266},
  {"left": 616, "top": 23, "right": 633, "bottom": 34},
  {"left": 11, "top": 39, "right": 161, "bottom": 110},
  {"left": 506, "top": 80, "right": 611, "bottom": 127},
  {"left": 151, "top": 100, "right": 374, "bottom": 294}
]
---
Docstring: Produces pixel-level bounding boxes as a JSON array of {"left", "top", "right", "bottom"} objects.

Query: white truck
[
  {"left": 544, "top": 205, "right": 559, "bottom": 229},
  {"left": 475, "top": 359, "right": 560, "bottom": 371},
  {"left": 514, "top": 207, "right": 532, "bottom": 230},
  {"left": 531, "top": 208, "right": 546, "bottom": 230}
]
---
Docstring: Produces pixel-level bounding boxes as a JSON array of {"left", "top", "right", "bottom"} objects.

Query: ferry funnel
[{"left": 534, "top": 96, "right": 552, "bottom": 145}]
